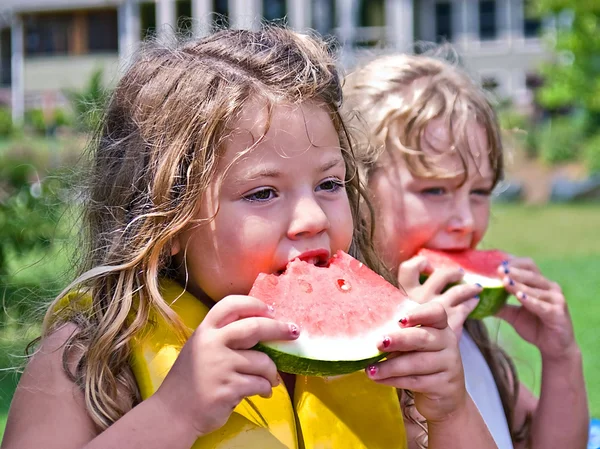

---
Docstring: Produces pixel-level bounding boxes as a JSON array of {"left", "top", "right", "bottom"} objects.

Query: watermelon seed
[
  {"left": 298, "top": 279, "right": 313, "bottom": 293},
  {"left": 336, "top": 279, "right": 351, "bottom": 291}
]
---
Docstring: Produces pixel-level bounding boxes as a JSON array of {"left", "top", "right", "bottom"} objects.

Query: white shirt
[{"left": 460, "top": 331, "right": 514, "bottom": 449}]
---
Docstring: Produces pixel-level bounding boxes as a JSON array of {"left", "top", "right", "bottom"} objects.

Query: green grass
[{"left": 482, "top": 204, "right": 600, "bottom": 418}]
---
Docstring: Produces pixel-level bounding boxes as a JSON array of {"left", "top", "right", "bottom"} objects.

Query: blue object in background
[{"left": 589, "top": 418, "right": 600, "bottom": 449}]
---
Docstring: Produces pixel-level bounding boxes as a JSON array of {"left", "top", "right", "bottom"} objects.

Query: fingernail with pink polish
[
  {"left": 367, "top": 365, "right": 378, "bottom": 377},
  {"left": 399, "top": 317, "right": 407, "bottom": 326},
  {"left": 289, "top": 323, "right": 299, "bottom": 336},
  {"left": 382, "top": 336, "right": 391, "bottom": 348}
]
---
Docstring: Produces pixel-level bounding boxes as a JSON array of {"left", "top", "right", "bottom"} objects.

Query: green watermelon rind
[
  {"left": 468, "top": 286, "right": 509, "bottom": 320},
  {"left": 419, "top": 274, "right": 509, "bottom": 320},
  {"left": 254, "top": 342, "right": 387, "bottom": 376}
]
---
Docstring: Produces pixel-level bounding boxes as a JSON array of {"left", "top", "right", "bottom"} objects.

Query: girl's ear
[{"left": 170, "top": 236, "right": 182, "bottom": 256}]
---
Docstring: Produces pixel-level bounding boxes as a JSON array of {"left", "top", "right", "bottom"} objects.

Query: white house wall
[{"left": 0, "top": 0, "right": 550, "bottom": 119}]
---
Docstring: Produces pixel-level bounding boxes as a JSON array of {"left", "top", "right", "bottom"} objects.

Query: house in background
[{"left": 0, "top": 0, "right": 549, "bottom": 123}]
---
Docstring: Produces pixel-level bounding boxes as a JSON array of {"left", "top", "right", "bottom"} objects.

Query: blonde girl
[
  {"left": 344, "top": 52, "right": 589, "bottom": 449},
  {"left": 3, "top": 30, "right": 497, "bottom": 449}
]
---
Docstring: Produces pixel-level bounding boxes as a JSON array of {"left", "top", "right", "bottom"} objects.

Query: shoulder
[{"left": 1, "top": 323, "right": 99, "bottom": 449}]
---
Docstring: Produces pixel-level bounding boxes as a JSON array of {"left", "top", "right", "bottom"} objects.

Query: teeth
[{"left": 305, "top": 257, "right": 319, "bottom": 265}]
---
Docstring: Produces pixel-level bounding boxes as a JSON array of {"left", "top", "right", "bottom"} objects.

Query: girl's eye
[
  {"left": 243, "top": 188, "right": 277, "bottom": 202},
  {"left": 471, "top": 189, "right": 492, "bottom": 197},
  {"left": 421, "top": 187, "right": 447, "bottom": 196},
  {"left": 317, "top": 178, "right": 344, "bottom": 192}
]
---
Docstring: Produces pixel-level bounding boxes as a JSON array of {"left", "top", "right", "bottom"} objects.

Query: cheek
[
  {"left": 330, "top": 197, "right": 355, "bottom": 251},
  {"left": 473, "top": 202, "right": 491, "bottom": 238}
]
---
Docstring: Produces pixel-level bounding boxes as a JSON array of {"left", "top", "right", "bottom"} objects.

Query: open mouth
[
  {"left": 276, "top": 250, "right": 331, "bottom": 275},
  {"left": 296, "top": 250, "right": 330, "bottom": 266}
]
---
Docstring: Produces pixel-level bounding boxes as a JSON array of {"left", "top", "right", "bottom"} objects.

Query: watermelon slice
[
  {"left": 249, "top": 251, "right": 417, "bottom": 376},
  {"left": 417, "top": 248, "right": 509, "bottom": 319}
]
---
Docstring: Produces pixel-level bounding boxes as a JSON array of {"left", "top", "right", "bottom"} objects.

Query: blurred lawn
[
  {"left": 0, "top": 203, "right": 599, "bottom": 440},
  {"left": 482, "top": 204, "right": 600, "bottom": 419}
]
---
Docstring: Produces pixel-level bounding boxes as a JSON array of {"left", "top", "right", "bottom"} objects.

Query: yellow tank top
[{"left": 59, "top": 279, "right": 408, "bottom": 448}]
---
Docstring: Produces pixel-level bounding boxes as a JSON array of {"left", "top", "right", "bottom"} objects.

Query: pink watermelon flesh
[
  {"left": 416, "top": 248, "right": 509, "bottom": 319},
  {"left": 250, "top": 250, "right": 416, "bottom": 376},
  {"left": 417, "top": 248, "right": 507, "bottom": 278}
]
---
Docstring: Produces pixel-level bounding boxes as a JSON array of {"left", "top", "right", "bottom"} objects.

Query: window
[
  {"left": 140, "top": 2, "right": 157, "bottom": 39},
  {"left": 524, "top": 15, "right": 541, "bottom": 37},
  {"left": 263, "top": 0, "right": 286, "bottom": 23},
  {"left": 312, "top": 0, "right": 335, "bottom": 37},
  {"left": 359, "top": 0, "right": 384, "bottom": 28},
  {"left": 435, "top": 2, "right": 452, "bottom": 43},
  {"left": 478, "top": 1, "right": 497, "bottom": 40},
  {"left": 88, "top": 10, "right": 118, "bottom": 52},
  {"left": 25, "top": 13, "right": 73, "bottom": 56},
  {"left": 525, "top": 73, "right": 543, "bottom": 90},
  {"left": 177, "top": 0, "right": 193, "bottom": 36},
  {"left": 482, "top": 75, "right": 499, "bottom": 93},
  {"left": 523, "top": 0, "right": 541, "bottom": 38},
  {"left": 213, "top": 0, "right": 229, "bottom": 27},
  {"left": 1, "top": 28, "right": 10, "bottom": 87}
]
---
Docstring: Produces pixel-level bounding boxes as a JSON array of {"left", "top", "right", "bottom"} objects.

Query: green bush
[
  {"left": 498, "top": 107, "right": 536, "bottom": 158},
  {"left": 23, "top": 107, "right": 75, "bottom": 135},
  {"left": 582, "top": 133, "right": 600, "bottom": 174},
  {"left": 65, "top": 68, "right": 109, "bottom": 132},
  {"left": 0, "top": 145, "right": 75, "bottom": 323},
  {"left": 498, "top": 108, "right": 530, "bottom": 132},
  {"left": 53, "top": 108, "right": 73, "bottom": 128},
  {"left": 0, "top": 107, "right": 12, "bottom": 138},
  {"left": 24, "top": 109, "right": 46, "bottom": 135},
  {"left": 533, "top": 116, "right": 587, "bottom": 164}
]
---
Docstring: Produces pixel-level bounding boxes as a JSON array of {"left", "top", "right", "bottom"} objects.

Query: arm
[
  {"left": 512, "top": 355, "right": 588, "bottom": 449},
  {"left": 2, "top": 296, "right": 298, "bottom": 449},
  {"left": 404, "top": 394, "right": 497, "bottom": 449},
  {"left": 428, "top": 395, "right": 498, "bottom": 449},
  {"left": 497, "top": 257, "right": 589, "bottom": 449},
  {"left": 1, "top": 324, "right": 198, "bottom": 449}
]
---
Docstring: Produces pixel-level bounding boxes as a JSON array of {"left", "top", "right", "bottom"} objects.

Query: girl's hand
[
  {"left": 153, "top": 295, "right": 299, "bottom": 438},
  {"left": 366, "top": 302, "right": 468, "bottom": 423},
  {"left": 496, "top": 257, "right": 577, "bottom": 361},
  {"left": 397, "top": 256, "right": 482, "bottom": 339}
]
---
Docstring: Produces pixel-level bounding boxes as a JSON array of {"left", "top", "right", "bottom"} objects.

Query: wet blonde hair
[
  {"left": 344, "top": 53, "right": 529, "bottom": 447},
  {"left": 345, "top": 52, "right": 504, "bottom": 186},
  {"left": 41, "top": 27, "right": 391, "bottom": 430}
]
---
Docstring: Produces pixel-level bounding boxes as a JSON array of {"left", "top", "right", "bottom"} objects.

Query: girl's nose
[
  {"left": 447, "top": 197, "right": 475, "bottom": 234},
  {"left": 287, "top": 195, "right": 330, "bottom": 240}
]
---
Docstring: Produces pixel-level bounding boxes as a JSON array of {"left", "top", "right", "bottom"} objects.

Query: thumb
[
  {"left": 446, "top": 297, "right": 479, "bottom": 332},
  {"left": 495, "top": 304, "right": 523, "bottom": 326},
  {"left": 457, "top": 296, "right": 480, "bottom": 317},
  {"left": 397, "top": 256, "right": 430, "bottom": 290}
]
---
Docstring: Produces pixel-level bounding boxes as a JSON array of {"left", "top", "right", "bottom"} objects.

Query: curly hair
[{"left": 41, "top": 26, "right": 392, "bottom": 430}]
